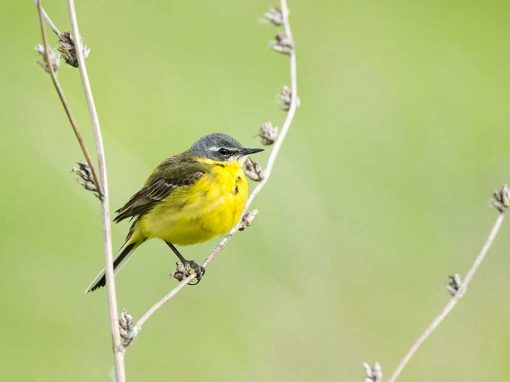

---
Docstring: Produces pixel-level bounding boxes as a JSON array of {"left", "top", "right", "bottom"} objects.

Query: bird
[{"left": 86, "top": 133, "right": 264, "bottom": 293}]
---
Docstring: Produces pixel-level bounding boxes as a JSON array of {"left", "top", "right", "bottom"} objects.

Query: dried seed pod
[
  {"left": 35, "top": 43, "right": 61, "bottom": 73},
  {"left": 492, "top": 184, "right": 510, "bottom": 213},
  {"left": 244, "top": 157, "right": 265, "bottom": 182},
  {"left": 263, "top": 7, "right": 283, "bottom": 26},
  {"left": 271, "top": 31, "right": 294, "bottom": 55},
  {"left": 239, "top": 210, "right": 259, "bottom": 231},
  {"left": 363, "top": 362, "right": 382, "bottom": 382},
  {"left": 72, "top": 161, "right": 100, "bottom": 198},
  {"left": 259, "top": 121, "right": 278, "bottom": 145},
  {"left": 58, "top": 31, "right": 90, "bottom": 67}
]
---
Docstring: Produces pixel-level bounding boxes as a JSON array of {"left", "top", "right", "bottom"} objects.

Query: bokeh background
[{"left": 2, "top": 1, "right": 510, "bottom": 380}]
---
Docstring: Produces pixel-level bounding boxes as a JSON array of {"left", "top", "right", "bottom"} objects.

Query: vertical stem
[
  {"left": 35, "top": 0, "right": 102, "bottom": 196},
  {"left": 66, "top": 1, "right": 126, "bottom": 380}
]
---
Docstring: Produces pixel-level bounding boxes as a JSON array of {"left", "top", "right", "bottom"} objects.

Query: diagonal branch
[
  {"left": 386, "top": 185, "right": 510, "bottom": 382},
  {"left": 35, "top": 0, "right": 102, "bottom": 197},
  {"left": 66, "top": 1, "right": 125, "bottom": 381},
  {"left": 126, "top": 0, "right": 298, "bottom": 344},
  {"left": 34, "top": 0, "right": 61, "bottom": 36}
]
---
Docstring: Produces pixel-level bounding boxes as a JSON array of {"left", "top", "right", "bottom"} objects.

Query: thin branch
[
  {"left": 66, "top": 1, "right": 126, "bottom": 381},
  {"left": 132, "top": 227, "right": 238, "bottom": 335},
  {"left": 129, "top": 0, "right": 298, "bottom": 341},
  {"left": 34, "top": 0, "right": 61, "bottom": 36},
  {"left": 246, "top": 1, "right": 297, "bottom": 208},
  {"left": 35, "top": 0, "right": 102, "bottom": 196},
  {"left": 387, "top": 185, "right": 509, "bottom": 382}
]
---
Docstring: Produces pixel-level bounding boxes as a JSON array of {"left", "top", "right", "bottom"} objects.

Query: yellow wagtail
[{"left": 86, "top": 133, "right": 263, "bottom": 292}]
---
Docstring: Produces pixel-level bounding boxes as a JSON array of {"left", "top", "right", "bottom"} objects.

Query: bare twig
[
  {"left": 126, "top": 0, "right": 298, "bottom": 344},
  {"left": 128, "top": 215, "right": 256, "bottom": 341},
  {"left": 33, "top": 0, "right": 61, "bottom": 35},
  {"left": 66, "top": 1, "right": 125, "bottom": 381},
  {"left": 35, "top": 0, "right": 102, "bottom": 197},
  {"left": 386, "top": 185, "right": 510, "bottom": 382},
  {"left": 243, "top": 0, "right": 297, "bottom": 210}
]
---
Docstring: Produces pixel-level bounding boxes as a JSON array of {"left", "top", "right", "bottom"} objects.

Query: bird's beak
[{"left": 240, "top": 147, "right": 264, "bottom": 156}]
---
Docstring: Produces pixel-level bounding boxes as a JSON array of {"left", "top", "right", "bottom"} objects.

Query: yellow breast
[{"left": 139, "top": 160, "right": 248, "bottom": 245}]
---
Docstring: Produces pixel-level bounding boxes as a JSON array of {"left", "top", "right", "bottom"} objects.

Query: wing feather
[{"left": 113, "top": 153, "right": 208, "bottom": 223}]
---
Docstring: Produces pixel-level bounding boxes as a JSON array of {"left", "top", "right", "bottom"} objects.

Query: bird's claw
[
  {"left": 186, "top": 260, "right": 205, "bottom": 285},
  {"left": 172, "top": 260, "right": 205, "bottom": 285}
]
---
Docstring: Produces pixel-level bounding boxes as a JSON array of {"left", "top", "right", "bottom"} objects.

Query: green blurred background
[{"left": 2, "top": 0, "right": 510, "bottom": 380}]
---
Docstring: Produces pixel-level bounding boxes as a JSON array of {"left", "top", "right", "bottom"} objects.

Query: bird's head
[{"left": 191, "top": 133, "right": 264, "bottom": 164}]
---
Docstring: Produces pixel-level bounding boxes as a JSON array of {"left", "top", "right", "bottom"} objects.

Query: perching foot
[{"left": 172, "top": 260, "right": 205, "bottom": 285}]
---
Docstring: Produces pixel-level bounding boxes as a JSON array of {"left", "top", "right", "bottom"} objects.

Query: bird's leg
[{"left": 165, "top": 241, "right": 205, "bottom": 285}]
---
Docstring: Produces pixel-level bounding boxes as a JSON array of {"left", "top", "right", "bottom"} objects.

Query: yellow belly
[{"left": 138, "top": 162, "right": 248, "bottom": 245}]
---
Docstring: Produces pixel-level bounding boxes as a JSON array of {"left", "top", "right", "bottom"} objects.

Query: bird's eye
[{"left": 218, "top": 148, "right": 230, "bottom": 155}]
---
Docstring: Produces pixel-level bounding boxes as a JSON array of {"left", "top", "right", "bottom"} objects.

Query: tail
[{"left": 85, "top": 233, "right": 144, "bottom": 293}]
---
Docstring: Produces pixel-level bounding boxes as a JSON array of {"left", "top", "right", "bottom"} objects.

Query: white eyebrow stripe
[{"left": 209, "top": 146, "right": 240, "bottom": 153}]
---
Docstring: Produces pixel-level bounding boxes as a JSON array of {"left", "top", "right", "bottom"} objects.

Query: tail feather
[{"left": 85, "top": 238, "right": 142, "bottom": 293}]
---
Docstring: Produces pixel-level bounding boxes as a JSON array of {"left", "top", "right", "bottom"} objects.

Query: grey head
[{"left": 191, "top": 133, "right": 263, "bottom": 161}]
